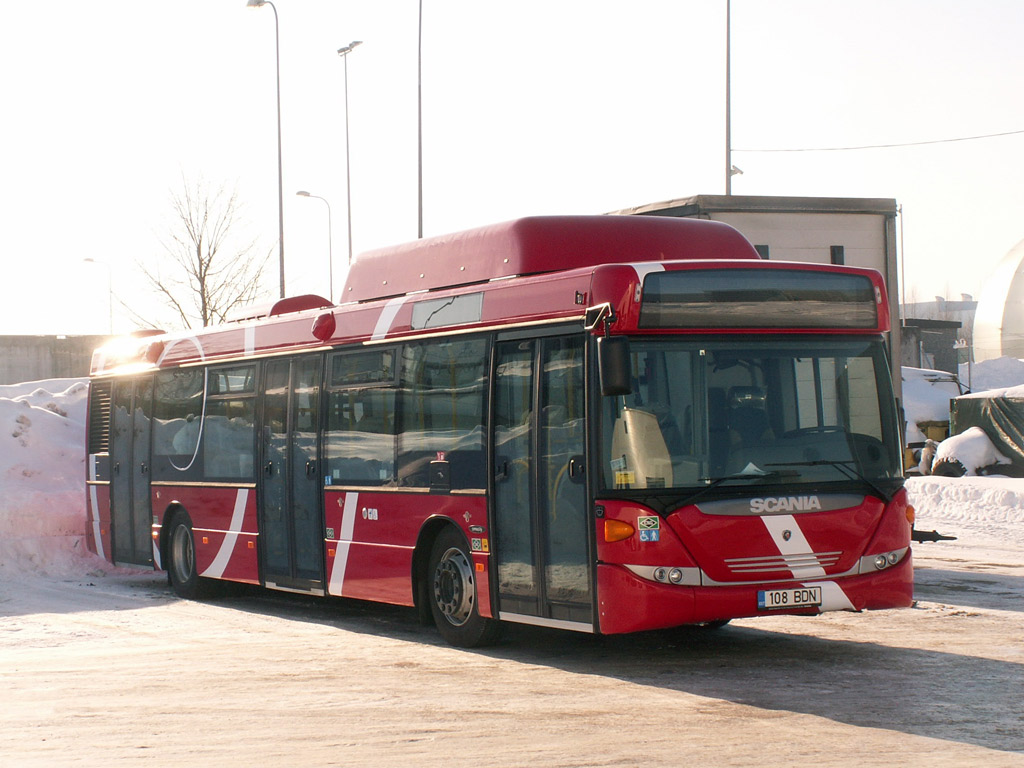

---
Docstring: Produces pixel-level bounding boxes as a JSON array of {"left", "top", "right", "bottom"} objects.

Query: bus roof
[
  {"left": 90, "top": 217, "right": 891, "bottom": 377},
  {"left": 342, "top": 215, "right": 760, "bottom": 302}
]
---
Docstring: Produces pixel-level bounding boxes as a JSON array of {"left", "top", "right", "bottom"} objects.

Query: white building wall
[{"left": 708, "top": 212, "right": 887, "bottom": 271}]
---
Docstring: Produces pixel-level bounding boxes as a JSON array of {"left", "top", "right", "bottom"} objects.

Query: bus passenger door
[
  {"left": 259, "top": 356, "right": 325, "bottom": 593},
  {"left": 492, "top": 335, "right": 592, "bottom": 630},
  {"left": 110, "top": 376, "right": 154, "bottom": 567}
]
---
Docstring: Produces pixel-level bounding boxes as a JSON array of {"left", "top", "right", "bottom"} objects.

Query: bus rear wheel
[
  {"left": 427, "top": 527, "right": 500, "bottom": 648},
  {"left": 167, "top": 513, "right": 205, "bottom": 600}
]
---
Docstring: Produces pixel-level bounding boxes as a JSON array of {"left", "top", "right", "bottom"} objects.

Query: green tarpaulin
[{"left": 951, "top": 395, "right": 1024, "bottom": 466}]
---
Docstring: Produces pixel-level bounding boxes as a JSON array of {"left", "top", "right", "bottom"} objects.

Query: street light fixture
[
  {"left": 337, "top": 40, "right": 362, "bottom": 267},
  {"left": 296, "top": 191, "right": 334, "bottom": 301},
  {"left": 246, "top": 0, "right": 287, "bottom": 298}
]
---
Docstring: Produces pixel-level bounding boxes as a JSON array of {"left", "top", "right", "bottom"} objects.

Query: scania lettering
[
  {"left": 750, "top": 496, "right": 823, "bottom": 514},
  {"left": 84, "top": 215, "right": 913, "bottom": 647}
]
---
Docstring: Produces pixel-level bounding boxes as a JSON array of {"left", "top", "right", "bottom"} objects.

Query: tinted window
[
  {"left": 326, "top": 349, "right": 397, "bottom": 486},
  {"left": 152, "top": 369, "right": 205, "bottom": 480},
  {"left": 204, "top": 365, "right": 256, "bottom": 480},
  {"left": 640, "top": 269, "right": 878, "bottom": 329},
  {"left": 397, "top": 338, "right": 488, "bottom": 489}
]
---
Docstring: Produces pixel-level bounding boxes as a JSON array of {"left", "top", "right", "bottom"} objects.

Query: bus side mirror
[{"left": 597, "top": 336, "right": 632, "bottom": 396}]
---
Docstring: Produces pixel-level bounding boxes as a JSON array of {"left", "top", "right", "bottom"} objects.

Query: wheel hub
[{"left": 433, "top": 547, "right": 474, "bottom": 626}]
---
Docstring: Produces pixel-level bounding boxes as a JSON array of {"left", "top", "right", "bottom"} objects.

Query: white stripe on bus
[
  {"left": 328, "top": 492, "right": 359, "bottom": 596},
  {"left": 200, "top": 488, "right": 248, "bottom": 579},
  {"left": 802, "top": 580, "right": 855, "bottom": 611},
  {"left": 371, "top": 297, "right": 407, "bottom": 340},
  {"left": 760, "top": 514, "right": 827, "bottom": 579},
  {"left": 88, "top": 455, "right": 105, "bottom": 561},
  {"left": 631, "top": 263, "right": 666, "bottom": 284}
]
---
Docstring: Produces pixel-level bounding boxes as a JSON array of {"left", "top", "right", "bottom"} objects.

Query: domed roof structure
[{"left": 974, "top": 238, "right": 1024, "bottom": 362}]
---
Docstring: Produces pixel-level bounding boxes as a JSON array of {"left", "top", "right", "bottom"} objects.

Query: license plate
[{"left": 758, "top": 586, "right": 822, "bottom": 610}]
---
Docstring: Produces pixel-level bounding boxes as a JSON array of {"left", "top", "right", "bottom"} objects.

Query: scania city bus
[{"left": 85, "top": 215, "right": 913, "bottom": 646}]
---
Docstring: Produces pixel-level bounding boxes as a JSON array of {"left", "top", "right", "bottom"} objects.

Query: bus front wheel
[
  {"left": 167, "top": 513, "right": 204, "bottom": 600},
  {"left": 427, "top": 527, "right": 500, "bottom": 648}
]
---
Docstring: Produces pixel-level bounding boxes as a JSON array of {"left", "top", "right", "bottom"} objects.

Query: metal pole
[
  {"left": 725, "top": 0, "right": 732, "bottom": 196},
  {"left": 338, "top": 41, "right": 362, "bottom": 265},
  {"left": 248, "top": 0, "right": 286, "bottom": 297},
  {"left": 417, "top": 0, "right": 423, "bottom": 238},
  {"left": 898, "top": 203, "right": 906, "bottom": 315},
  {"left": 271, "top": 1, "right": 285, "bottom": 298},
  {"left": 345, "top": 52, "right": 353, "bottom": 265}
]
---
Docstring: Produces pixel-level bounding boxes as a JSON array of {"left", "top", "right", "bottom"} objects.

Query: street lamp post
[
  {"left": 725, "top": 0, "right": 732, "bottom": 195},
  {"left": 296, "top": 191, "right": 334, "bottom": 300},
  {"left": 337, "top": 40, "right": 362, "bottom": 267},
  {"left": 417, "top": 0, "right": 423, "bottom": 238},
  {"left": 246, "top": 0, "right": 286, "bottom": 298}
]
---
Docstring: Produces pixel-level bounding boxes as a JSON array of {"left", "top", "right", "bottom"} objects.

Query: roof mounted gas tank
[{"left": 341, "top": 215, "right": 759, "bottom": 303}]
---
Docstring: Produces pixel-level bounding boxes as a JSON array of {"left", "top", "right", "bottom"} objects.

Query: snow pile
[
  {"left": 956, "top": 382, "right": 1024, "bottom": 400},
  {"left": 901, "top": 366, "right": 960, "bottom": 443},
  {"left": 931, "top": 426, "right": 1011, "bottom": 476},
  {"left": 907, "top": 474, "right": 1024, "bottom": 564},
  {"left": 907, "top": 475, "right": 1024, "bottom": 526},
  {"left": 0, "top": 378, "right": 100, "bottom": 576},
  {"left": 961, "top": 355, "right": 1024, "bottom": 392}
]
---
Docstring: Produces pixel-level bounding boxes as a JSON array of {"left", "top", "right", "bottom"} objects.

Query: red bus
[{"left": 85, "top": 215, "right": 913, "bottom": 647}]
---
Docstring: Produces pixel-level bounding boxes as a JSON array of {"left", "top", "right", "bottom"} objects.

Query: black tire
[
  {"left": 427, "top": 527, "right": 501, "bottom": 648},
  {"left": 692, "top": 619, "right": 731, "bottom": 630},
  {"left": 166, "top": 513, "right": 205, "bottom": 600},
  {"left": 674, "top": 619, "right": 731, "bottom": 635},
  {"left": 931, "top": 458, "right": 966, "bottom": 477}
]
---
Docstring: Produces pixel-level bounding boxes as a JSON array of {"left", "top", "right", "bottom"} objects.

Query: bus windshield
[{"left": 599, "top": 337, "right": 902, "bottom": 495}]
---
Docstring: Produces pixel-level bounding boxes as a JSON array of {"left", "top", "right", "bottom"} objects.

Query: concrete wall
[
  {"left": 0, "top": 336, "right": 108, "bottom": 385},
  {"left": 707, "top": 211, "right": 886, "bottom": 270}
]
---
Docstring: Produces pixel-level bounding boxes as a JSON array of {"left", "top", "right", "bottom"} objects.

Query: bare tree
[{"left": 133, "top": 177, "right": 271, "bottom": 329}]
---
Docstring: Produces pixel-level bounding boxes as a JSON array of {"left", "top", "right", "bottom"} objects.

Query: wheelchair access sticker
[{"left": 637, "top": 515, "right": 660, "bottom": 542}]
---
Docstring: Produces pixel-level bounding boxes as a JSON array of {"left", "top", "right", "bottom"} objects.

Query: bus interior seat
[
  {"left": 610, "top": 407, "right": 672, "bottom": 488},
  {"left": 727, "top": 386, "right": 774, "bottom": 447}
]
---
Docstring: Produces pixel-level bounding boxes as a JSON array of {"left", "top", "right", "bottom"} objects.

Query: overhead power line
[{"left": 735, "top": 128, "right": 1024, "bottom": 153}]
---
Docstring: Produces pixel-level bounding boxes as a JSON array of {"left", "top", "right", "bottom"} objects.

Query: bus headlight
[{"left": 864, "top": 548, "right": 907, "bottom": 573}]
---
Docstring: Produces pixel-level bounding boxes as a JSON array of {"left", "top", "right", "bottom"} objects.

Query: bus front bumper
[{"left": 595, "top": 553, "right": 914, "bottom": 635}]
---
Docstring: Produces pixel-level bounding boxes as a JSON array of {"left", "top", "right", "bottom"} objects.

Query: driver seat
[{"left": 728, "top": 386, "right": 774, "bottom": 447}]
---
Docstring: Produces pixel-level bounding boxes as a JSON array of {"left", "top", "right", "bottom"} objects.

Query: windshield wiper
[
  {"left": 674, "top": 464, "right": 800, "bottom": 511},
  {"left": 766, "top": 459, "right": 893, "bottom": 503}
]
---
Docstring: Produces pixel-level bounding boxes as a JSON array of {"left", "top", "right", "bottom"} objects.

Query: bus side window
[
  {"left": 325, "top": 350, "right": 397, "bottom": 486},
  {"left": 152, "top": 369, "right": 205, "bottom": 480},
  {"left": 203, "top": 365, "right": 256, "bottom": 480},
  {"left": 396, "top": 338, "right": 487, "bottom": 490}
]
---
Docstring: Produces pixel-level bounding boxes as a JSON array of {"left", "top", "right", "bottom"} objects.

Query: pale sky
[{"left": 2, "top": 1, "right": 1023, "bottom": 335}]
